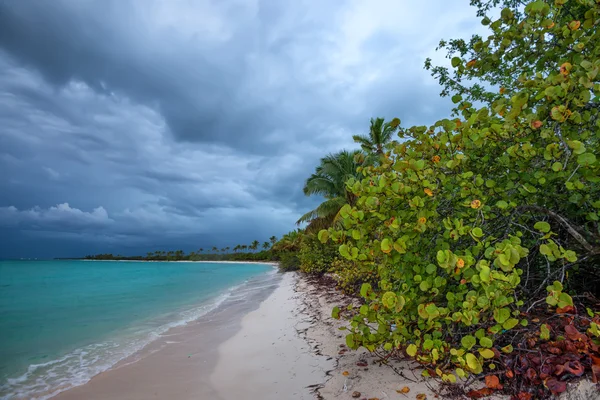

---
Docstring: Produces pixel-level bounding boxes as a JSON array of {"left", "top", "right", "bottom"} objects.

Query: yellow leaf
[
  {"left": 342, "top": 371, "right": 349, "bottom": 376},
  {"left": 479, "top": 348, "right": 495, "bottom": 359},
  {"left": 397, "top": 386, "right": 410, "bottom": 394}
]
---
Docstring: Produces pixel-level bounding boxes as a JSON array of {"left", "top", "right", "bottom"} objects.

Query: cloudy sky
[{"left": 0, "top": 0, "right": 480, "bottom": 258}]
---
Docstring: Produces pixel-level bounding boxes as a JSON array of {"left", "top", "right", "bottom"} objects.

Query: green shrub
[
  {"left": 320, "top": 0, "right": 600, "bottom": 384},
  {"left": 330, "top": 258, "right": 378, "bottom": 294},
  {"left": 297, "top": 234, "right": 338, "bottom": 274},
  {"left": 278, "top": 252, "right": 300, "bottom": 272}
]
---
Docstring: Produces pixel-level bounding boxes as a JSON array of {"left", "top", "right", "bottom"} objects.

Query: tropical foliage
[
  {"left": 353, "top": 117, "right": 401, "bottom": 155},
  {"left": 288, "top": 0, "right": 600, "bottom": 397},
  {"left": 296, "top": 150, "right": 370, "bottom": 232}
]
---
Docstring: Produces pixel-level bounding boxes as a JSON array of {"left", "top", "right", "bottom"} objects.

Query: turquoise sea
[{"left": 0, "top": 260, "right": 273, "bottom": 399}]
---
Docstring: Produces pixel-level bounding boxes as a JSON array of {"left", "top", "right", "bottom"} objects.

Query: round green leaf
[
  {"left": 577, "top": 153, "right": 596, "bottom": 166},
  {"left": 534, "top": 221, "right": 551, "bottom": 233},
  {"left": 479, "top": 337, "right": 493, "bottom": 348},
  {"left": 461, "top": 335, "right": 476, "bottom": 350},
  {"left": 503, "top": 318, "right": 519, "bottom": 330},
  {"left": 406, "top": 344, "right": 417, "bottom": 357}
]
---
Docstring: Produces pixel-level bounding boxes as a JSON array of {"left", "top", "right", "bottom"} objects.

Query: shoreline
[
  {"left": 1, "top": 263, "right": 277, "bottom": 400},
  {"left": 47, "top": 271, "right": 439, "bottom": 400},
  {"left": 50, "top": 269, "right": 283, "bottom": 400},
  {"left": 77, "top": 259, "right": 279, "bottom": 265},
  {"left": 49, "top": 271, "right": 335, "bottom": 400}
]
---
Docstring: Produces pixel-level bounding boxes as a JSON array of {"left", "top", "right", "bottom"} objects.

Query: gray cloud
[{"left": 0, "top": 0, "right": 478, "bottom": 258}]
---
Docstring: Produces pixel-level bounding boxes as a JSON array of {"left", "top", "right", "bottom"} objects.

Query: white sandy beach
[{"left": 50, "top": 270, "right": 441, "bottom": 400}]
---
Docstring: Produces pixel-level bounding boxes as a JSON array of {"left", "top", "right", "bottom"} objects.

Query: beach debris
[
  {"left": 415, "top": 394, "right": 427, "bottom": 400},
  {"left": 397, "top": 386, "right": 410, "bottom": 394},
  {"left": 342, "top": 370, "right": 350, "bottom": 376},
  {"left": 356, "top": 361, "right": 368, "bottom": 367},
  {"left": 352, "top": 391, "right": 361, "bottom": 398}
]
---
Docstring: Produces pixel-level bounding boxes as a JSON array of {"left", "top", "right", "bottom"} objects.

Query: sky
[{"left": 0, "top": 0, "right": 481, "bottom": 258}]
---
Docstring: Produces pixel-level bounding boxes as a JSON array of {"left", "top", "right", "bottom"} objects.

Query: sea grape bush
[
  {"left": 320, "top": 0, "right": 600, "bottom": 390},
  {"left": 297, "top": 233, "right": 339, "bottom": 274}
]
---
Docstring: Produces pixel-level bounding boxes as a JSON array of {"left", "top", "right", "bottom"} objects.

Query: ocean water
[{"left": 0, "top": 260, "right": 274, "bottom": 399}]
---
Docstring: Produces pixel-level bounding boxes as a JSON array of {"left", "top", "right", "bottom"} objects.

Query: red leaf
[
  {"left": 525, "top": 368, "right": 537, "bottom": 382},
  {"left": 539, "top": 363, "right": 554, "bottom": 379},
  {"left": 466, "top": 388, "right": 494, "bottom": 399},
  {"left": 546, "top": 346, "right": 562, "bottom": 355},
  {"left": 564, "top": 361, "right": 585, "bottom": 377},
  {"left": 485, "top": 375, "right": 502, "bottom": 389},
  {"left": 517, "top": 393, "right": 533, "bottom": 400},
  {"left": 564, "top": 341, "right": 578, "bottom": 353},
  {"left": 556, "top": 305, "right": 574, "bottom": 314},
  {"left": 591, "top": 355, "right": 600, "bottom": 366},
  {"left": 545, "top": 378, "right": 567, "bottom": 394},
  {"left": 564, "top": 324, "right": 585, "bottom": 341},
  {"left": 592, "top": 365, "right": 600, "bottom": 384}
]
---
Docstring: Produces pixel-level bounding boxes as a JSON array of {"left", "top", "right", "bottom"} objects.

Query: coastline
[
  {"left": 48, "top": 271, "right": 439, "bottom": 400},
  {"left": 49, "top": 268, "right": 281, "bottom": 400}
]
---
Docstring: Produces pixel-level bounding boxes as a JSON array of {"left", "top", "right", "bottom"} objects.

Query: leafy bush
[
  {"left": 278, "top": 251, "right": 300, "bottom": 272},
  {"left": 330, "top": 257, "right": 379, "bottom": 294},
  {"left": 320, "top": 0, "right": 600, "bottom": 393},
  {"left": 297, "top": 234, "right": 339, "bottom": 274}
]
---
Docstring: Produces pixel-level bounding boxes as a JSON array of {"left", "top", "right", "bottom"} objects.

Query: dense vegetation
[{"left": 279, "top": 0, "right": 600, "bottom": 398}]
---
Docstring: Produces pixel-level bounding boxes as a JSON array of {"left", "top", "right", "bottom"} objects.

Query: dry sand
[{"left": 210, "top": 272, "right": 334, "bottom": 399}]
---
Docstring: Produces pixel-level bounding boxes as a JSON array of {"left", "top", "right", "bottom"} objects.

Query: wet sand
[
  {"left": 52, "top": 272, "right": 334, "bottom": 400},
  {"left": 52, "top": 271, "right": 284, "bottom": 400}
]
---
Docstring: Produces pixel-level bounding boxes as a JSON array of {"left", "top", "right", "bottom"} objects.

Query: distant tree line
[{"left": 82, "top": 237, "right": 280, "bottom": 262}]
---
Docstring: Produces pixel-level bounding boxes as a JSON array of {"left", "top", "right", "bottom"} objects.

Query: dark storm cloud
[{"left": 0, "top": 0, "right": 479, "bottom": 258}]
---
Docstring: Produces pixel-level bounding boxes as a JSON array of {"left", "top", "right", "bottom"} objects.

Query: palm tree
[
  {"left": 352, "top": 117, "right": 399, "bottom": 155},
  {"left": 269, "top": 236, "right": 277, "bottom": 246},
  {"left": 211, "top": 246, "right": 218, "bottom": 253},
  {"left": 273, "top": 230, "right": 304, "bottom": 252},
  {"left": 263, "top": 241, "right": 270, "bottom": 250},
  {"left": 250, "top": 240, "right": 259, "bottom": 252},
  {"left": 241, "top": 245, "right": 248, "bottom": 252},
  {"left": 296, "top": 150, "right": 369, "bottom": 232}
]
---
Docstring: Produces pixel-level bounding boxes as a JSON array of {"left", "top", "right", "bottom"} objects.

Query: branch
[{"left": 519, "top": 206, "right": 600, "bottom": 255}]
